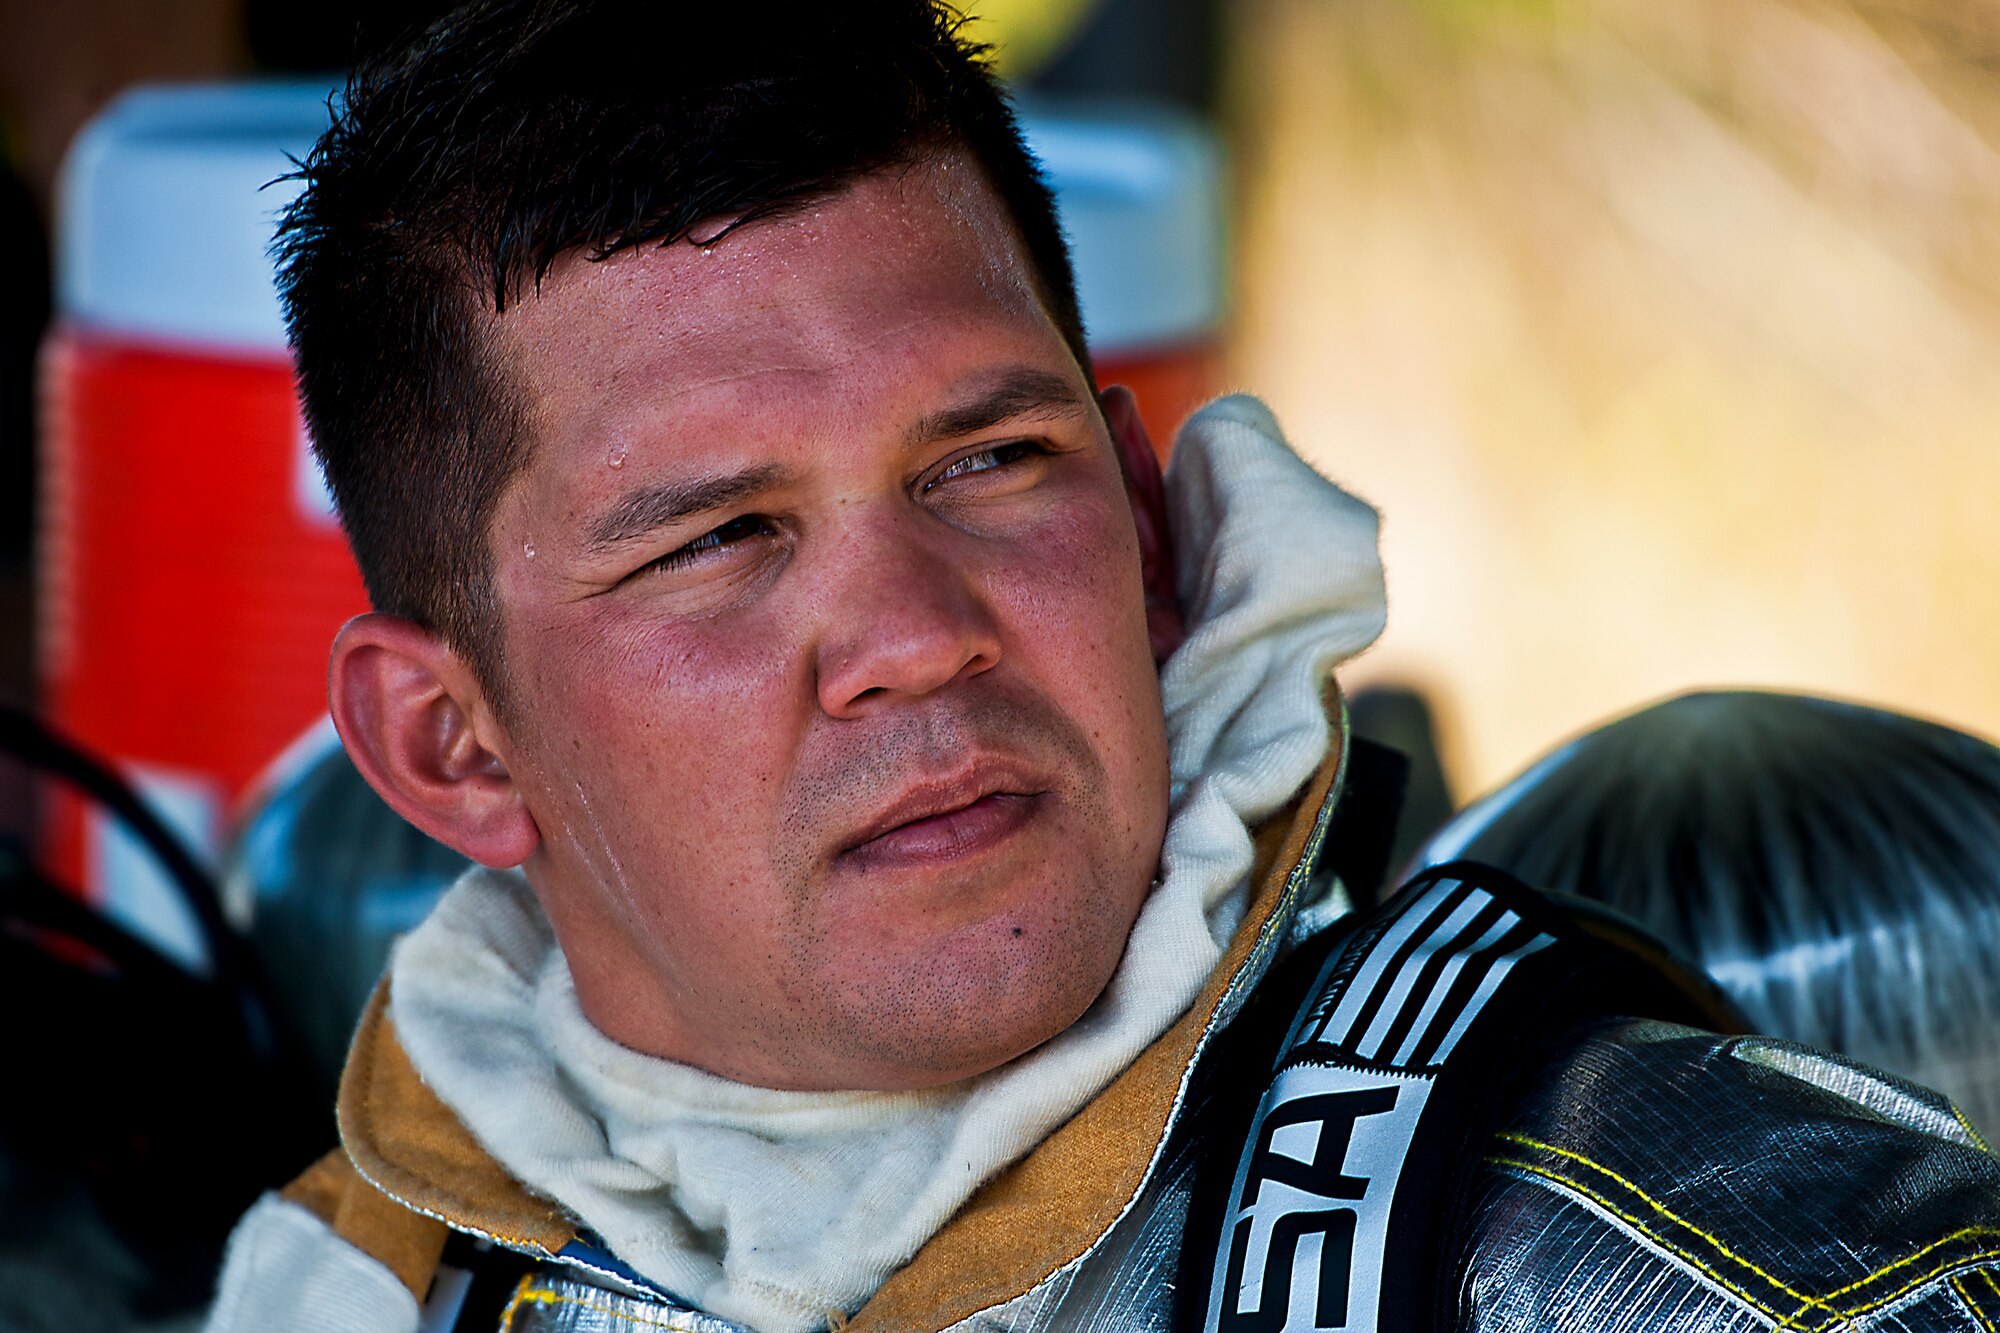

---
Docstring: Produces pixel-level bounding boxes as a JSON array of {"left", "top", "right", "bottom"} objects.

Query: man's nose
[{"left": 812, "top": 512, "right": 1003, "bottom": 718}]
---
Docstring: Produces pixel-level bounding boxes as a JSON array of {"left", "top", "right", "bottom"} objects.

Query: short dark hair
[
  {"left": 276, "top": 0, "right": 1087, "bottom": 700},
  {"left": 1421, "top": 690, "right": 2000, "bottom": 1137}
]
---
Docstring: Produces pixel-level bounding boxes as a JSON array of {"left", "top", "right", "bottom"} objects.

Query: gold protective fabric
[{"left": 336, "top": 987, "right": 580, "bottom": 1265}]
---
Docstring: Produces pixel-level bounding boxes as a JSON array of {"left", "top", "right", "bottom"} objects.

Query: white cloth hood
[{"left": 387, "top": 394, "right": 1387, "bottom": 1331}]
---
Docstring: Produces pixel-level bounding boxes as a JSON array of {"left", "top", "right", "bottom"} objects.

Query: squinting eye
[
  {"left": 930, "top": 442, "right": 1037, "bottom": 488},
  {"left": 646, "top": 514, "right": 771, "bottom": 574}
]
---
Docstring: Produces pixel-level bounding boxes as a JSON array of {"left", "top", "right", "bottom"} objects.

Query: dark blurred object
[
  {"left": 1418, "top": 690, "right": 2000, "bottom": 1141},
  {"left": 1028, "top": 0, "right": 1221, "bottom": 112},
  {"left": 245, "top": 0, "right": 459, "bottom": 72},
  {"left": 0, "top": 166, "right": 46, "bottom": 569},
  {"left": 244, "top": 0, "right": 1225, "bottom": 109},
  {"left": 1317, "top": 733, "right": 1409, "bottom": 910},
  {"left": 0, "top": 703, "right": 319, "bottom": 1327},
  {"left": 228, "top": 724, "right": 472, "bottom": 1099},
  {"left": 1347, "top": 683, "right": 1456, "bottom": 898},
  {"left": 0, "top": 0, "right": 242, "bottom": 215},
  {"left": 2, "top": 165, "right": 49, "bottom": 858}
]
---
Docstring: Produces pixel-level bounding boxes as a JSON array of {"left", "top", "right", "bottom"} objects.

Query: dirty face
[{"left": 480, "top": 156, "right": 1170, "bottom": 1090}]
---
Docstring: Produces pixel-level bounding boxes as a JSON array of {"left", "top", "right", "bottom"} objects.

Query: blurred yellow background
[
  {"left": 1227, "top": 0, "right": 2000, "bottom": 796},
  {"left": 964, "top": 0, "right": 1103, "bottom": 75}
]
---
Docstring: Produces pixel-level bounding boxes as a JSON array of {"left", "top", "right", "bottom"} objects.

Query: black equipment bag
[{"left": 0, "top": 703, "right": 319, "bottom": 1314}]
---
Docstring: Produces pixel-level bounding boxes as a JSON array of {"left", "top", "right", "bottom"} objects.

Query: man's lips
[{"left": 839, "top": 770, "right": 1047, "bottom": 872}]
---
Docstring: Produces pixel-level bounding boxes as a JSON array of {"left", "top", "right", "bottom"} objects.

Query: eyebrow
[
  {"left": 579, "top": 369, "right": 1088, "bottom": 556},
  {"left": 906, "top": 368, "right": 1091, "bottom": 448},
  {"left": 584, "top": 463, "right": 788, "bottom": 555}
]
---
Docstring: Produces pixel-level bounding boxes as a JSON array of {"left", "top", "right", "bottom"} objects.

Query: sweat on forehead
[
  {"left": 487, "top": 157, "right": 1061, "bottom": 439},
  {"left": 502, "top": 159, "right": 1044, "bottom": 341}
]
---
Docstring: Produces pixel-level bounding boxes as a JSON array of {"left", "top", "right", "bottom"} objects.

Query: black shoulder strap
[
  {"left": 1178, "top": 860, "right": 1741, "bottom": 1333},
  {"left": 1315, "top": 735, "right": 1409, "bottom": 911},
  {"left": 425, "top": 1233, "right": 533, "bottom": 1330}
]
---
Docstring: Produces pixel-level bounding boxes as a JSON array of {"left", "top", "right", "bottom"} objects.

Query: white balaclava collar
[{"left": 389, "top": 394, "right": 1388, "bottom": 1331}]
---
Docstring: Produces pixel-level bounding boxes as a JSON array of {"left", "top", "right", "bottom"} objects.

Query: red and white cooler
[{"left": 41, "top": 84, "right": 367, "bottom": 968}]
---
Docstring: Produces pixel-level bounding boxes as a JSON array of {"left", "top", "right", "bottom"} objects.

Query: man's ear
[
  {"left": 1101, "top": 385, "right": 1186, "bottom": 664},
  {"left": 328, "top": 613, "right": 541, "bottom": 868}
]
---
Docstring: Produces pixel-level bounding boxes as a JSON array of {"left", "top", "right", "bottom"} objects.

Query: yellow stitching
[
  {"left": 1953, "top": 1275, "right": 2000, "bottom": 1333},
  {"left": 1486, "top": 1155, "right": 1790, "bottom": 1324},
  {"left": 1802, "top": 1229, "right": 2000, "bottom": 1303},
  {"left": 1500, "top": 1133, "right": 2000, "bottom": 1323},
  {"left": 500, "top": 1277, "right": 694, "bottom": 1330},
  {"left": 1955, "top": 1106, "right": 1994, "bottom": 1155},
  {"left": 1495, "top": 1134, "right": 1840, "bottom": 1324},
  {"left": 499, "top": 1276, "right": 536, "bottom": 1333},
  {"left": 1831, "top": 1250, "right": 2000, "bottom": 1323},
  {"left": 1984, "top": 1268, "right": 2000, "bottom": 1300}
]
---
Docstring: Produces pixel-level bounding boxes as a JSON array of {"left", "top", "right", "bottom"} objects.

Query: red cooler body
[{"left": 39, "top": 334, "right": 367, "bottom": 936}]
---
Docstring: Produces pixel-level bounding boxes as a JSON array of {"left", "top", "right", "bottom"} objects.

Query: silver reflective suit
[
  {"left": 265, "top": 749, "right": 2000, "bottom": 1333},
  {"left": 1459, "top": 1020, "right": 2000, "bottom": 1332},
  {"left": 499, "top": 994, "right": 2000, "bottom": 1332}
]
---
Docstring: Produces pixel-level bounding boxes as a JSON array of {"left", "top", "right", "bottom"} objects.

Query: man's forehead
[
  {"left": 476, "top": 151, "right": 1091, "bottom": 551},
  {"left": 576, "top": 366, "right": 1091, "bottom": 557},
  {"left": 492, "top": 153, "right": 1046, "bottom": 365},
  {"left": 481, "top": 154, "right": 1074, "bottom": 472}
]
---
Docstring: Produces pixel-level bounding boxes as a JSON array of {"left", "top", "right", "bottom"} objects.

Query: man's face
[{"left": 478, "top": 156, "right": 1171, "bottom": 1091}]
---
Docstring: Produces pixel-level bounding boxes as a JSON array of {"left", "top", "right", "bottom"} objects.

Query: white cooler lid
[
  {"left": 56, "top": 82, "right": 1222, "bottom": 358},
  {"left": 57, "top": 82, "right": 336, "bottom": 355},
  {"left": 1021, "top": 98, "right": 1225, "bottom": 355}
]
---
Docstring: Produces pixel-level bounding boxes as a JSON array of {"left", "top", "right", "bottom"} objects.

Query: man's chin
[{"left": 806, "top": 912, "right": 1140, "bottom": 1091}]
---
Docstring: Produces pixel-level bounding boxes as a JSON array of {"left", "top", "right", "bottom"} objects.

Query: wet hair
[
  {"left": 1420, "top": 690, "right": 2000, "bottom": 1139},
  {"left": 275, "top": 0, "right": 1086, "bottom": 702}
]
